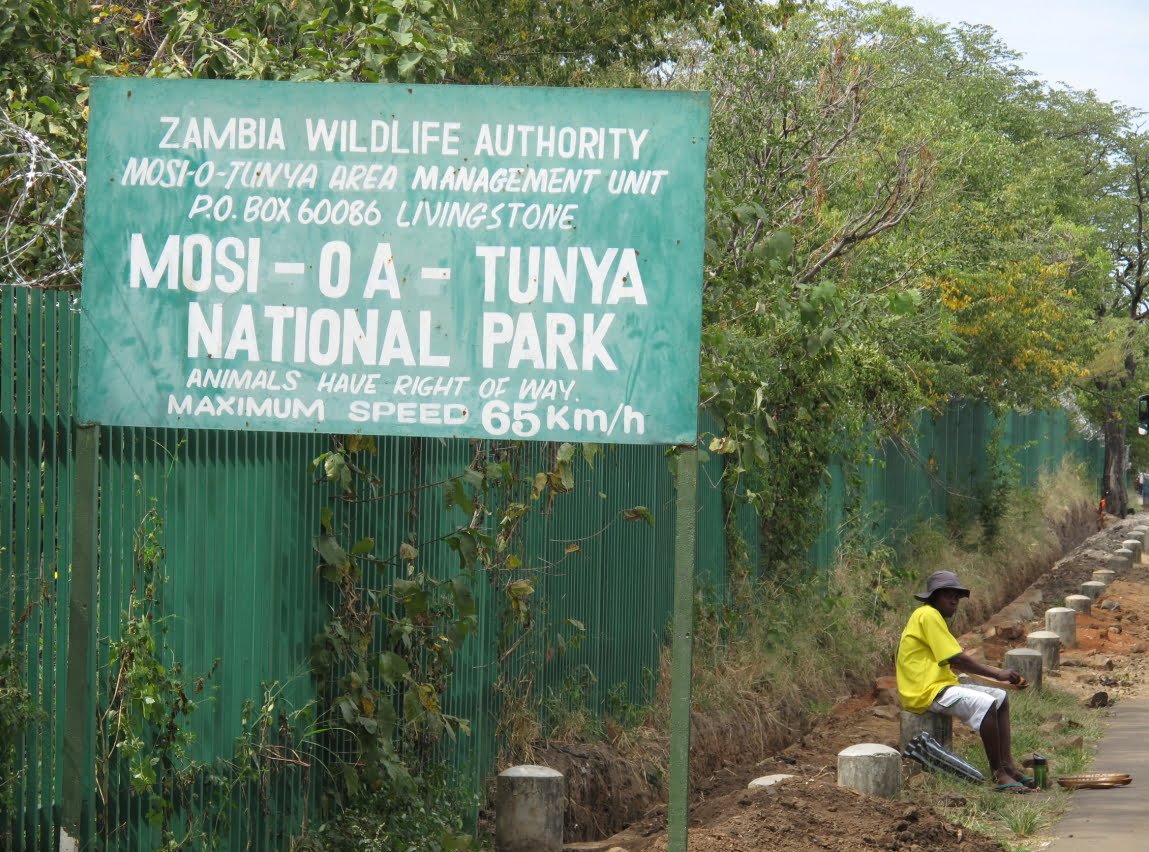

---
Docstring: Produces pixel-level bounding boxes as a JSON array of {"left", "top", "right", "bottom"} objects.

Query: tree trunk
[{"left": 1102, "top": 402, "right": 1128, "bottom": 518}]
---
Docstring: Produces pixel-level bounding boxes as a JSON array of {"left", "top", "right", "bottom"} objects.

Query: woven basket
[{"left": 1056, "top": 772, "right": 1132, "bottom": 790}]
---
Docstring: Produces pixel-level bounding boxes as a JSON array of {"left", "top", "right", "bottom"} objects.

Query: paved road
[{"left": 1048, "top": 698, "right": 1149, "bottom": 851}]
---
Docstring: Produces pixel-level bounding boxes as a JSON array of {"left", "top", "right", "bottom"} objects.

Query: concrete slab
[{"left": 1048, "top": 698, "right": 1149, "bottom": 850}]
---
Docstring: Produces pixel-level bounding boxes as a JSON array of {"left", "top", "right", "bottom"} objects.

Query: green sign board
[{"left": 79, "top": 78, "right": 709, "bottom": 443}]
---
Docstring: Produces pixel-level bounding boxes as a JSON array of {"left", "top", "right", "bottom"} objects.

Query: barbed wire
[{"left": 0, "top": 110, "right": 86, "bottom": 290}]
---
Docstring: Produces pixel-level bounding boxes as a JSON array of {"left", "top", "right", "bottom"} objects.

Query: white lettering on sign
[
  {"left": 168, "top": 393, "right": 324, "bottom": 420},
  {"left": 185, "top": 368, "right": 301, "bottom": 391},
  {"left": 475, "top": 246, "right": 646, "bottom": 305},
  {"left": 185, "top": 304, "right": 451, "bottom": 368},
  {"left": 411, "top": 166, "right": 600, "bottom": 194},
  {"left": 348, "top": 400, "right": 469, "bottom": 425},
  {"left": 472, "top": 125, "right": 649, "bottom": 160},
  {"left": 129, "top": 233, "right": 261, "bottom": 293},
  {"left": 305, "top": 119, "right": 462, "bottom": 155},
  {"left": 395, "top": 201, "right": 578, "bottom": 231},
  {"left": 481, "top": 313, "right": 616, "bottom": 371},
  {"left": 158, "top": 116, "right": 285, "bottom": 151}
]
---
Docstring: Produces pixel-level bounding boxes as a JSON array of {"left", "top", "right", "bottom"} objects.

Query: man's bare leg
[{"left": 978, "top": 706, "right": 1016, "bottom": 785}]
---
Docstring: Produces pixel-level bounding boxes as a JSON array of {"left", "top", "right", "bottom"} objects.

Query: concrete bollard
[
  {"left": 837, "top": 743, "right": 902, "bottom": 800},
  {"left": 1005, "top": 648, "right": 1043, "bottom": 690},
  {"left": 1081, "top": 580, "right": 1107, "bottom": 601},
  {"left": 748, "top": 774, "right": 795, "bottom": 790},
  {"left": 1046, "top": 607, "right": 1077, "bottom": 649},
  {"left": 899, "top": 710, "right": 953, "bottom": 750},
  {"left": 1116, "top": 547, "right": 1135, "bottom": 569},
  {"left": 1027, "top": 630, "right": 1061, "bottom": 671},
  {"left": 1065, "top": 594, "right": 1092, "bottom": 614},
  {"left": 1092, "top": 569, "right": 1116, "bottom": 586},
  {"left": 1131, "top": 527, "right": 1149, "bottom": 552},
  {"left": 1107, "top": 554, "right": 1129, "bottom": 573},
  {"left": 1122, "top": 539, "right": 1142, "bottom": 563},
  {"left": 495, "top": 765, "right": 565, "bottom": 852}
]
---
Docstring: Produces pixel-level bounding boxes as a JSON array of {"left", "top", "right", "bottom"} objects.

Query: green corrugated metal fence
[{"left": 2, "top": 289, "right": 1101, "bottom": 849}]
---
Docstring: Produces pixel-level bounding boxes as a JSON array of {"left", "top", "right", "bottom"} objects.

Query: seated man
[{"left": 896, "top": 571, "right": 1034, "bottom": 793}]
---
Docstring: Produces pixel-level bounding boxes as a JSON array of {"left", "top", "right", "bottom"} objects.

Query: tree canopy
[{"left": 3, "top": 0, "right": 1144, "bottom": 542}]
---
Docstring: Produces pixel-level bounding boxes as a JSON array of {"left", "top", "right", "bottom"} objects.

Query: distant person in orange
[{"left": 896, "top": 571, "right": 1034, "bottom": 793}]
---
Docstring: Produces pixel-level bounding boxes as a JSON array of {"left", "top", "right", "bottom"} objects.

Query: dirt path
[{"left": 577, "top": 516, "right": 1149, "bottom": 852}]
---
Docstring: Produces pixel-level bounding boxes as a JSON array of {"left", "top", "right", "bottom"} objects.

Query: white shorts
[{"left": 929, "top": 684, "right": 1006, "bottom": 731}]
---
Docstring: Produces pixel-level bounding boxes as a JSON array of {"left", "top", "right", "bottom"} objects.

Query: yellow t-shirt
[{"left": 896, "top": 604, "right": 962, "bottom": 713}]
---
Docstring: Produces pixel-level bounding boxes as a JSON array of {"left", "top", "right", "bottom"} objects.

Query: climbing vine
[{"left": 96, "top": 503, "right": 315, "bottom": 848}]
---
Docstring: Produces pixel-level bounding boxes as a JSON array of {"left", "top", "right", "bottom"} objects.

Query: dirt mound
[
  {"left": 615, "top": 779, "right": 1001, "bottom": 852},
  {"left": 1031, "top": 515, "right": 1145, "bottom": 606},
  {"left": 533, "top": 741, "right": 663, "bottom": 840}
]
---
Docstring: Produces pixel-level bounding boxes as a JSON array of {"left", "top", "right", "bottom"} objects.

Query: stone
[
  {"left": 496, "top": 765, "right": 565, "bottom": 852},
  {"left": 871, "top": 705, "right": 901, "bottom": 721},
  {"left": 1100, "top": 599, "right": 1121, "bottom": 611},
  {"left": 873, "top": 675, "right": 900, "bottom": 706},
  {"left": 837, "top": 743, "right": 902, "bottom": 800},
  {"left": 1085, "top": 691, "right": 1110, "bottom": 708},
  {"left": 748, "top": 774, "right": 795, "bottom": 789},
  {"left": 995, "top": 622, "right": 1025, "bottom": 641}
]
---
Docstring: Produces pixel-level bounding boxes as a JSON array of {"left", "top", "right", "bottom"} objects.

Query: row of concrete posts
[
  {"left": 492, "top": 526, "right": 1148, "bottom": 847},
  {"left": 836, "top": 524, "right": 1146, "bottom": 801}
]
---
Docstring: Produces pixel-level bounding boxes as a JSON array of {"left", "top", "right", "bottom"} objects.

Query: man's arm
[{"left": 946, "top": 653, "right": 1022, "bottom": 684}]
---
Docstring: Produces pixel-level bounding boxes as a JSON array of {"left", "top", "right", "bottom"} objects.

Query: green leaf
[
  {"left": 399, "top": 542, "right": 419, "bottom": 561},
  {"left": 765, "top": 229, "right": 794, "bottom": 262},
  {"left": 582, "top": 443, "right": 602, "bottom": 467},
  {"left": 621, "top": 506, "right": 654, "bottom": 526},
  {"left": 378, "top": 651, "right": 410, "bottom": 686},
  {"left": 397, "top": 51, "right": 423, "bottom": 77},
  {"left": 315, "top": 535, "right": 351, "bottom": 572},
  {"left": 451, "top": 574, "right": 477, "bottom": 618},
  {"left": 341, "top": 763, "right": 360, "bottom": 797},
  {"left": 403, "top": 685, "right": 425, "bottom": 723},
  {"left": 350, "top": 536, "right": 374, "bottom": 557},
  {"left": 448, "top": 530, "right": 479, "bottom": 568},
  {"left": 393, "top": 578, "right": 428, "bottom": 615},
  {"left": 446, "top": 476, "right": 474, "bottom": 514}
]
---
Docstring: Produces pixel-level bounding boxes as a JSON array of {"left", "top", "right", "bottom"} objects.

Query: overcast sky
[{"left": 904, "top": 1, "right": 1149, "bottom": 119}]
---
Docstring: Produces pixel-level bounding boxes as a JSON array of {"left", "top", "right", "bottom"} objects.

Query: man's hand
[{"left": 1002, "top": 668, "right": 1024, "bottom": 686}]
